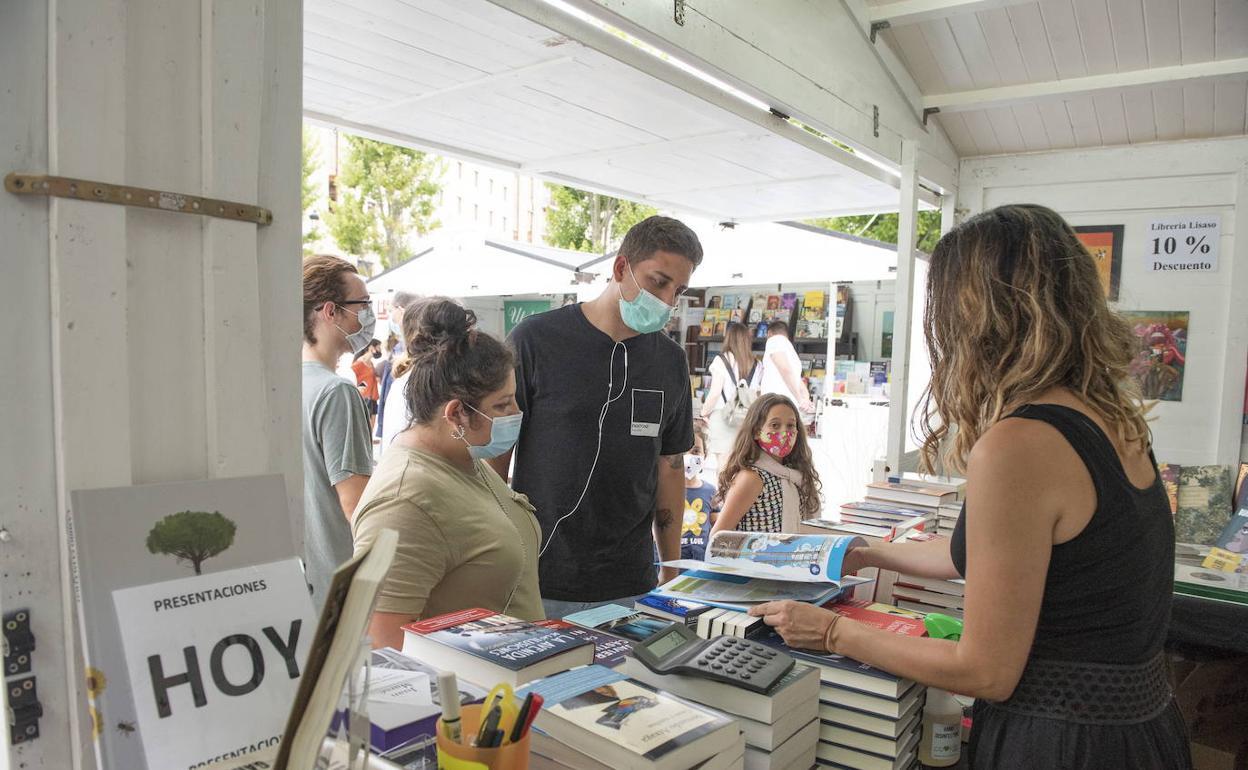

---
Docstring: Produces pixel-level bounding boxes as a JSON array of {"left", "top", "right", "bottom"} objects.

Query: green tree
[
  {"left": 543, "top": 183, "right": 657, "bottom": 253},
  {"left": 302, "top": 128, "right": 321, "bottom": 253},
  {"left": 146, "top": 511, "right": 237, "bottom": 575},
  {"left": 326, "top": 135, "right": 444, "bottom": 269},
  {"left": 805, "top": 210, "right": 943, "bottom": 253}
]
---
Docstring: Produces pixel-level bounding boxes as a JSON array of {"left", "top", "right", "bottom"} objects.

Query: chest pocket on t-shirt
[{"left": 630, "top": 388, "right": 665, "bottom": 438}]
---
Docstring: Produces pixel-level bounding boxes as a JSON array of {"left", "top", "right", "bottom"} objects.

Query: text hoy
[{"left": 146, "top": 620, "right": 303, "bottom": 718}]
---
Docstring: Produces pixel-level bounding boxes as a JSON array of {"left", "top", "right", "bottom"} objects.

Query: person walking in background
[
  {"left": 378, "top": 292, "right": 423, "bottom": 455},
  {"left": 375, "top": 333, "right": 399, "bottom": 444},
  {"left": 757, "top": 321, "right": 814, "bottom": 414},
  {"left": 710, "top": 394, "right": 821, "bottom": 536},
  {"left": 700, "top": 320, "right": 756, "bottom": 470},
  {"left": 353, "top": 338, "right": 382, "bottom": 436},
  {"left": 301, "top": 255, "right": 375, "bottom": 605}
]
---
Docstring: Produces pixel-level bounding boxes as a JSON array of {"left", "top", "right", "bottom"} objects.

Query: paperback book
[
  {"left": 536, "top": 619, "right": 634, "bottom": 668},
  {"left": 401, "top": 608, "right": 595, "bottom": 687},
  {"left": 516, "top": 665, "right": 740, "bottom": 770},
  {"left": 662, "top": 531, "right": 868, "bottom": 584}
]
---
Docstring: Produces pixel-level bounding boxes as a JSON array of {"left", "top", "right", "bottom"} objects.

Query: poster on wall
[
  {"left": 1073, "top": 225, "right": 1123, "bottom": 302},
  {"left": 503, "top": 299, "right": 553, "bottom": 335},
  {"left": 68, "top": 475, "right": 299, "bottom": 770},
  {"left": 1147, "top": 213, "right": 1219, "bottom": 272},
  {"left": 1120, "top": 310, "right": 1189, "bottom": 401}
]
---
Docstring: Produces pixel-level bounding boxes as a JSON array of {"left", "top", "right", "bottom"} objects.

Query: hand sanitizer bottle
[{"left": 917, "top": 687, "right": 962, "bottom": 767}]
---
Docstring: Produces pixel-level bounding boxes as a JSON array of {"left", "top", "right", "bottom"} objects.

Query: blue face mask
[
  {"left": 461, "top": 404, "right": 524, "bottom": 460},
  {"left": 618, "top": 262, "right": 676, "bottom": 334}
]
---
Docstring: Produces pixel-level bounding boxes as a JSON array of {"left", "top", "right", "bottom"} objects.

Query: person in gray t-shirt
[{"left": 301, "top": 255, "right": 376, "bottom": 604}]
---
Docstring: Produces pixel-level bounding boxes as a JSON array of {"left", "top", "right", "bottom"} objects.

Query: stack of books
[
  {"left": 883, "top": 532, "right": 967, "bottom": 620},
  {"left": 757, "top": 602, "right": 927, "bottom": 770},
  {"left": 618, "top": 657, "right": 820, "bottom": 770},
  {"left": 934, "top": 501, "right": 962, "bottom": 536},
  {"left": 634, "top": 595, "right": 714, "bottom": 628},
  {"left": 519, "top": 665, "right": 745, "bottom": 770},
  {"left": 691, "top": 607, "right": 768, "bottom": 640}
]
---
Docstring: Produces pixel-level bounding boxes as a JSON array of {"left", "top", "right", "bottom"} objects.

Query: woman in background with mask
[{"left": 353, "top": 297, "right": 544, "bottom": 648}]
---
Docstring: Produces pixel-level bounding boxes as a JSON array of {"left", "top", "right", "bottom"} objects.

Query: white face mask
[
  {"left": 335, "top": 305, "right": 376, "bottom": 355},
  {"left": 684, "top": 454, "right": 705, "bottom": 480}
]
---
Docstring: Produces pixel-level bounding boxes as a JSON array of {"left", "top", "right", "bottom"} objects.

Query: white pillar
[{"left": 886, "top": 140, "right": 920, "bottom": 475}]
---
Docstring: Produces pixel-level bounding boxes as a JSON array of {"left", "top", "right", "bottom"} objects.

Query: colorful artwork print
[
  {"left": 1073, "top": 225, "right": 1123, "bottom": 302},
  {"left": 1120, "top": 310, "right": 1188, "bottom": 401}
]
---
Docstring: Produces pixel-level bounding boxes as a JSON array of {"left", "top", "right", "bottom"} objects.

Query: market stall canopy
[
  {"left": 870, "top": 0, "right": 1248, "bottom": 156},
  {"left": 576, "top": 220, "right": 899, "bottom": 289},
  {"left": 365, "top": 230, "right": 593, "bottom": 298},
  {"left": 304, "top": 0, "right": 935, "bottom": 223}
]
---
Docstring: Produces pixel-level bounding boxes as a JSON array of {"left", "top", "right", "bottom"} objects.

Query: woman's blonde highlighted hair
[{"left": 918, "top": 204, "right": 1149, "bottom": 474}]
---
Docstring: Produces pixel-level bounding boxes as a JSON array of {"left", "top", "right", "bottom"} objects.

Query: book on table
[
  {"left": 562, "top": 602, "right": 676, "bottom": 643},
  {"left": 516, "top": 664, "right": 741, "bottom": 770},
  {"left": 890, "top": 573, "right": 965, "bottom": 598},
  {"left": 815, "top": 727, "right": 919, "bottom": 770},
  {"left": 400, "top": 608, "right": 595, "bottom": 687},
  {"left": 819, "top": 712, "right": 921, "bottom": 759},
  {"left": 531, "top": 729, "right": 745, "bottom": 770},
  {"left": 865, "top": 480, "right": 957, "bottom": 508},
  {"left": 819, "top": 694, "right": 923, "bottom": 740},
  {"left": 839, "top": 501, "right": 936, "bottom": 524},
  {"left": 888, "top": 584, "right": 965, "bottom": 611},
  {"left": 536, "top": 618, "right": 634, "bottom": 668},
  {"left": 821, "top": 681, "right": 924, "bottom": 720},
  {"left": 825, "top": 600, "right": 927, "bottom": 637},
  {"left": 634, "top": 595, "right": 714, "bottom": 626},
  {"left": 653, "top": 530, "right": 870, "bottom": 611},
  {"left": 618, "top": 656, "right": 820, "bottom": 724},
  {"left": 744, "top": 718, "right": 819, "bottom": 770},
  {"left": 733, "top": 700, "right": 818, "bottom": 751},
  {"left": 758, "top": 631, "right": 914, "bottom": 700},
  {"left": 692, "top": 607, "right": 768, "bottom": 640}
]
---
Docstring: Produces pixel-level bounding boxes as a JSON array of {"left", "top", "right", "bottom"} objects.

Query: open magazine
[
  {"left": 661, "top": 531, "right": 867, "bottom": 583},
  {"left": 652, "top": 532, "right": 870, "bottom": 611}
]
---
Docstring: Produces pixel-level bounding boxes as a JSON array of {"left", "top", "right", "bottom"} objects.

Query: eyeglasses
[{"left": 337, "top": 299, "right": 372, "bottom": 308}]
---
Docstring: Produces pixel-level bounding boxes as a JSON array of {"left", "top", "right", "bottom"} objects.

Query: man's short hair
[
  {"left": 618, "top": 215, "right": 703, "bottom": 268},
  {"left": 392, "top": 290, "right": 420, "bottom": 310},
  {"left": 303, "top": 254, "right": 358, "bottom": 345},
  {"left": 767, "top": 320, "right": 790, "bottom": 337}
]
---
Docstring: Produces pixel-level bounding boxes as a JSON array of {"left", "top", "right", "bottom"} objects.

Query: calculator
[{"left": 629, "top": 622, "right": 795, "bottom": 693}]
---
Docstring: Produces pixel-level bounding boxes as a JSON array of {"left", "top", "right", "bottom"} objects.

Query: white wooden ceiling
[
  {"left": 874, "top": 0, "right": 1248, "bottom": 155},
  {"left": 303, "top": 0, "right": 912, "bottom": 222}
]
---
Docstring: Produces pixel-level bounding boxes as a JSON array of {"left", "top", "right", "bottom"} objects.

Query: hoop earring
[{"left": 450, "top": 424, "right": 466, "bottom": 441}]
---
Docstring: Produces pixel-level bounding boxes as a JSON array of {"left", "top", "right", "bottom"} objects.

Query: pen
[
  {"left": 438, "top": 672, "right": 462, "bottom": 743},
  {"left": 476, "top": 701, "right": 502, "bottom": 747},
  {"left": 508, "top": 693, "right": 536, "bottom": 744},
  {"left": 518, "top": 693, "right": 544, "bottom": 741}
]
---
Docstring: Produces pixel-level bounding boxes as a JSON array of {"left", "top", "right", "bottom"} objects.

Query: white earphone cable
[{"left": 538, "top": 340, "right": 628, "bottom": 557}]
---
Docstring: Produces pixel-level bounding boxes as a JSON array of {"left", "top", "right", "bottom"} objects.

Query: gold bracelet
[{"left": 823, "top": 613, "right": 842, "bottom": 653}]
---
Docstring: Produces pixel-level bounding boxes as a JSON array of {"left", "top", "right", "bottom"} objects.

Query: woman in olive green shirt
[{"left": 353, "top": 298, "right": 543, "bottom": 649}]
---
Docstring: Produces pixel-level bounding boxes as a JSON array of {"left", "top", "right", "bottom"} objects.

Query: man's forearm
[{"left": 653, "top": 456, "right": 684, "bottom": 564}]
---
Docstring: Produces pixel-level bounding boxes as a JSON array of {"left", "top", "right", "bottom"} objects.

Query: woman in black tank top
[{"left": 750, "top": 205, "right": 1190, "bottom": 769}]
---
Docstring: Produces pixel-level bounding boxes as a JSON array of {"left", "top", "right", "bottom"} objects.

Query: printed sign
[
  {"left": 503, "top": 300, "right": 552, "bottom": 335},
  {"left": 112, "top": 558, "right": 315, "bottom": 770},
  {"left": 1147, "top": 214, "right": 1219, "bottom": 272}
]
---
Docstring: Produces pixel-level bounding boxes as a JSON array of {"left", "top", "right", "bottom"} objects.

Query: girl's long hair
[
  {"left": 716, "top": 393, "right": 821, "bottom": 517},
  {"left": 918, "top": 204, "right": 1150, "bottom": 474},
  {"left": 722, "top": 321, "right": 755, "bottom": 382}
]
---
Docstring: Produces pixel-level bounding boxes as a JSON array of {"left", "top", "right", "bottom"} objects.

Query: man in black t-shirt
[{"left": 489, "top": 216, "right": 702, "bottom": 618}]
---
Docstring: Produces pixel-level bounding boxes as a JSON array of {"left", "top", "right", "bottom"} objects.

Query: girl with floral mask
[{"left": 709, "top": 393, "right": 821, "bottom": 537}]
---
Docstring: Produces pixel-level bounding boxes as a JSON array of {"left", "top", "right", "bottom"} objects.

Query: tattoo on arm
[
  {"left": 664, "top": 455, "right": 683, "bottom": 470},
  {"left": 654, "top": 507, "right": 675, "bottom": 529}
]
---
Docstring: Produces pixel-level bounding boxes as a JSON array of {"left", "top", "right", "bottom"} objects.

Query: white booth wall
[{"left": 958, "top": 136, "right": 1248, "bottom": 468}]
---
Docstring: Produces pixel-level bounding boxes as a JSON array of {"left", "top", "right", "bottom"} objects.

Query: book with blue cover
[
  {"left": 634, "top": 595, "right": 714, "bottom": 626},
  {"left": 536, "top": 619, "right": 634, "bottom": 668},
  {"left": 517, "top": 665, "right": 739, "bottom": 770},
  {"left": 401, "top": 608, "right": 594, "bottom": 687},
  {"left": 759, "top": 631, "right": 913, "bottom": 699}
]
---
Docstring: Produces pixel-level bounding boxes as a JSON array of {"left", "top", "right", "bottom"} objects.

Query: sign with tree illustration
[{"left": 69, "top": 475, "right": 299, "bottom": 770}]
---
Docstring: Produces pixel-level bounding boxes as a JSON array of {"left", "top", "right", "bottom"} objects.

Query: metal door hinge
[{"left": 5, "top": 173, "right": 272, "bottom": 225}]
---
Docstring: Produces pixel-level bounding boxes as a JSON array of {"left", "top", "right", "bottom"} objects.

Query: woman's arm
[
  {"left": 847, "top": 536, "right": 960, "bottom": 580},
  {"left": 754, "top": 420, "right": 1060, "bottom": 700},
  {"left": 709, "top": 470, "right": 765, "bottom": 536}
]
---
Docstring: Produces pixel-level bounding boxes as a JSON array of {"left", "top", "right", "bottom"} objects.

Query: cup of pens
[{"left": 436, "top": 678, "right": 541, "bottom": 770}]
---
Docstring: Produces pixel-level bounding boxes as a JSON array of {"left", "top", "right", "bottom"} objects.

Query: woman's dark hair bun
[{"left": 406, "top": 298, "right": 475, "bottom": 351}]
